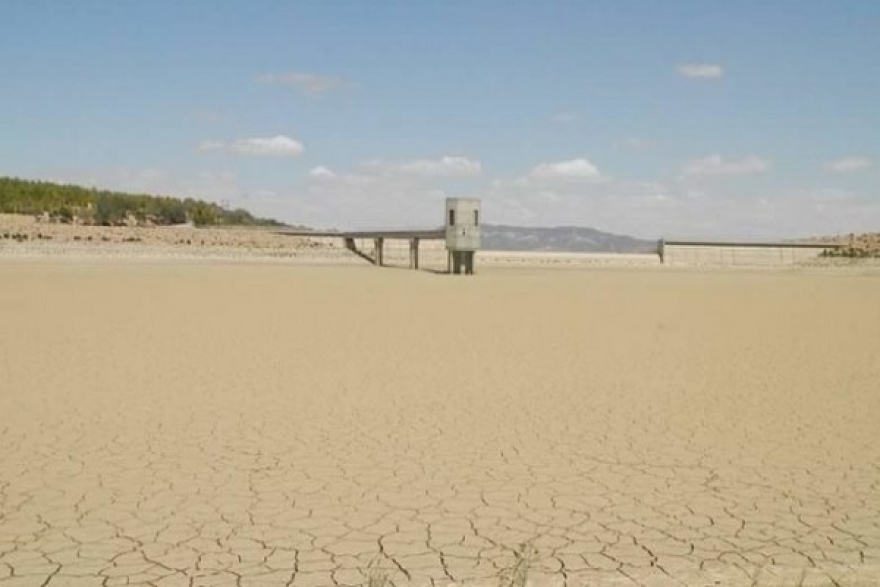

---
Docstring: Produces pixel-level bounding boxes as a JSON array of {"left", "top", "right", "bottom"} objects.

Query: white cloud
[
  {"left": 483, "top": 173, "right": 880, "bottom": 241},
  {"left": 286, "top": 156, "right": 482, "bottom": 228},
  {"left": 197, "top": 140, "right": 225, "bottom": 152},
  {"left": 483, "top": 176, "right": 678, "bottom": 236},
  {"left": 677, "top": 63, "right": 724, "bottom": 78},
  {"left": 230, "top": 136, "right": 304, "bottom": 157},
  {"left": 617, "top": 137, "right": 654, "bottom": 149},
  {"left": 682, "top": 154, "right": 769, "bottom": 177},
  {"left": 552, "top": 112, "right": 578, "bottom": 124},
  {"left": 529, "top": 158, "right": 601, "bottom": 180},
  {"left": 198, "top": 135, "right": 305, "bottom": 157},
  {"left": 398, "top": 156, "right": 482, "bottom": 177},
  {"left": 309, "top": 166, "right": 336, "bottom": 179},
  {"left": 189, "top": 110, "right": 225, "bottom": 124},
  {"left": 255, "top": 72, "right": 345, "bottom": 95},
  {"left": 825, "top": 157, "right": 872, "bottom": 173}
]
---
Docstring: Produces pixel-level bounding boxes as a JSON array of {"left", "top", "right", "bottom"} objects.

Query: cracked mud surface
[{"left": 1, "top": 263, "right": 879, "bottom": 586}]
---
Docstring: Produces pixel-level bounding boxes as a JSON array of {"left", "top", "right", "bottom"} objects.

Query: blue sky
[{"left": 2, "top": 0, "right": 878, "bottom": 238}]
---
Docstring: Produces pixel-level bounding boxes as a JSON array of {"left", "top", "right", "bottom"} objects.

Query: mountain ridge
[{"left": 480, "top": 223, "right": 657, "bottom": 253}]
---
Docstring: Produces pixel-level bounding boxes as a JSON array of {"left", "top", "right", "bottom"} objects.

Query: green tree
[{"left": 0, "top": 176, "right": 287, "bottom": 227}]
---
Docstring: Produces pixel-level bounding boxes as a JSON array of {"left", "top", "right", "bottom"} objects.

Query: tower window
[{"left": 448, "top": 209, "right": 455, "bottom": 226}]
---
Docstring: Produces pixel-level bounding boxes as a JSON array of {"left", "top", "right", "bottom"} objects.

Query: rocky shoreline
[{"left": 0, "top": 213, "right": 354, "bottom": 263}]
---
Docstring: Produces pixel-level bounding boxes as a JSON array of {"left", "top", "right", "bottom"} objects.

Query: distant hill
[
  {"left": 482, "top": 224, "right": 657, "bottom": 253},
  {"left": 0, "top": 176, "right": 286, "bottom": 228}
]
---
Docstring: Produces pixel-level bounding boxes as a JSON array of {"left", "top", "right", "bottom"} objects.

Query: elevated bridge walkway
[{"left": 276, "top": 228, "right": 445, "bottom": 269}]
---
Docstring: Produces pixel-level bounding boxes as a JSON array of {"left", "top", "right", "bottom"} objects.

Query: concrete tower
[{"left": 445, "top": 198, "right": 481, "bottom": 275}]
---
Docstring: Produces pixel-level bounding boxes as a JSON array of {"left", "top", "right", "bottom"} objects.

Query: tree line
[{"left": 0, "top": 176, "right": 285, "bottom": 227}]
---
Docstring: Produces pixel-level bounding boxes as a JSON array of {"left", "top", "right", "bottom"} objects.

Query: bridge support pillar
[
  {"left": 409, "top": 238, "right": 420, "bottom": 269},
  {"left": 373, "top": 238, "right": 384, "bottom": 266},
  {"left": 448, "top": 251, "right": 475, "bottom": 275}
]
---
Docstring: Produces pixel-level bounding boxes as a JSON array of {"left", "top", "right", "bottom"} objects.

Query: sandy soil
[{"left": 1, "top": 261, "right": 880, "bottom": 587}]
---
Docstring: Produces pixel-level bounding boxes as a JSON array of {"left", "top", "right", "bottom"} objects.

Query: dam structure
[
  {"left": 277, "top": 198, "right": 481, "bottom": 274},
  {"left": 659, "top": 238, "right": 845, "bottom": 266}
]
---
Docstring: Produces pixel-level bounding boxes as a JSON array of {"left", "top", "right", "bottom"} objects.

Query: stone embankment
[{"left": 0, "top": 214, "right": 344, "bottom": 262}]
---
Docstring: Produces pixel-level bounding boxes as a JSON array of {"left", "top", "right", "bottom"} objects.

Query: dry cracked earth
[{"left": 1, "top": 262, "right": 879, "bottom": 586}]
